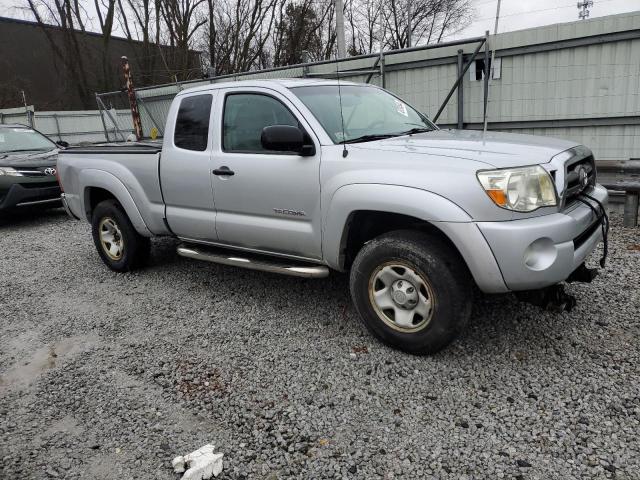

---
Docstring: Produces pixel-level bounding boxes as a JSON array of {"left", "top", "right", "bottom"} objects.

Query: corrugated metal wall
[
  {"left": 0, "top": 106, "right": 132, "bottom": 144},
  {"left": 128, "top": 11, "right": 640, "bottom": 161}
]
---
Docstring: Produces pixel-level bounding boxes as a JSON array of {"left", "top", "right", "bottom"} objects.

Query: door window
[
  {"left": 174, "top": 94, "right": 213, "bottom": 151},
  {"left": 223, "top": 93, "right": 299, "bottom": 153}
]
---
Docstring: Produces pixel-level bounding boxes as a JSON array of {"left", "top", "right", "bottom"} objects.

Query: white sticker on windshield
[
  {"left": 12, "top": 128, "right": 32, "bottom": 133},
  {"left": 0, "top": 134, "right": 5, "bottom": 142},
  {"left": 394, "top": 99, "right": 409, "bottom": 117}
]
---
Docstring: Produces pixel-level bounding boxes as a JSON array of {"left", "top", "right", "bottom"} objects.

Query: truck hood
[
  {"left": 0, "top": 149, "right": 58, "bottom": 168},
  {"left": 352, "top": 129, "right": 579, "bottom": 168}
]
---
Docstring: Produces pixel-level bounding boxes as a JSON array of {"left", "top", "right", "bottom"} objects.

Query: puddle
[{"left": 0, "top": 333, "right": 99, "bottom": 391}]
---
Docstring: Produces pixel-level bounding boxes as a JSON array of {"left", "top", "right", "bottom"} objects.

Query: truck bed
[{"left": 57, "top": 141, "right": 169, "bottom": 236}]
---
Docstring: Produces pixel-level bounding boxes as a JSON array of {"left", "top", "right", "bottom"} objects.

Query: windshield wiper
[
  {"left": 340, "top": 134, "right": 398, "bottom": 144},
  {"left": 398, "top": 127, "right": 433, "bottom": 135},
  {"left": 0, "top": 148, "right": 50, "bottom": 154}
]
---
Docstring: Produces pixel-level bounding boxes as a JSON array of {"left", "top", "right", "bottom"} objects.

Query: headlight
[
  {"left": 0, "top": 167, "right": 23, "bottom": 177},
  {"left": 477, "top": 165, "right": 557, "bottom": 212}
]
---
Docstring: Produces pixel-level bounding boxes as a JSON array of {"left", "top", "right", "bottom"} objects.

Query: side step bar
[{"left": 176, "top": 245, "right": 330, "bottom": 278}]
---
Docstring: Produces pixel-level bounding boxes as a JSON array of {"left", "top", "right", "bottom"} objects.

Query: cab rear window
[{"left": 174, "top": 94, "right": 212, "bottom": 151}]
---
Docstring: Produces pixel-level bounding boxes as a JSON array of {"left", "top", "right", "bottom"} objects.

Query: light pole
[{"left": 336, "top": 0, "right": 346, "bottom": 58}]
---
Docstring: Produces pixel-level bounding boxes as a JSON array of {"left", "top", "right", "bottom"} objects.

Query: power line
[{"left": 472, "top": 0, "right": 620, "bottom": 22}]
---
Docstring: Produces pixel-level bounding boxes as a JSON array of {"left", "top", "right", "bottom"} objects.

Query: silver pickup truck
[{"left": 58, "top": 79, "right": 609, "bottom": 354}]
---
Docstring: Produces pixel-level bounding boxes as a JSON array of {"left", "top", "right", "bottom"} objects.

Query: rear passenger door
[
  {"left": 210, "top": 88, "right": 322, "bottom": 259},
  {"left": 160, "top": 91, "right": 218, "bottom": 241}
]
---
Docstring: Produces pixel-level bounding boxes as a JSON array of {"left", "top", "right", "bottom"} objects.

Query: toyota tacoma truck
[{"left": 57, "top": 79, "right": 609, "bottom": 355}]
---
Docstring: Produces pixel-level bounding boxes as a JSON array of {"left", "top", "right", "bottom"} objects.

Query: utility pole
[
  {"left": 407, "top": 2, "right": 412, "bottom": 48},
  {"left": 335, "top": 0, "right": 346, "bottom": 58},
  {"left": 577, "top": 0, "right": 593, "bottom": 19},
  {"left": 121, "top": 56, "right": 143, "bottom": 141}
]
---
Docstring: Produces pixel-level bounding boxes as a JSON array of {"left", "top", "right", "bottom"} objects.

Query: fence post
[
  {"left": 433, "top": 37, "right": 486, "bottom": 123},
  {"left": 96, "top": 94, "right": 110, "bottom": 142},
  {"left": 624, "top": 192, "right": 639, "bottom": 227},
  {"left": 457, "top": 49, "right": 464, "bottom": 129},
  {"left": 52, "top": 113, "right": 62, "bottom": 141},
  {"left": 380, "top": 50, "right": 386, "bottom": 88},
  {"left": 121, "top": 56, "right": 143, "bottom": 140},
  {"left": 483, "top": 30, "right": 490, "bottom": 127},
  {"left": 302, "top": 51, "right": 310, "bottom": 77}
]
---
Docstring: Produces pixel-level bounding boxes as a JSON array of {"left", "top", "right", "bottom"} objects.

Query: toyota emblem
[
  {"left": 577, "top": 166, "right": 589, "bottom": 189},
  {"left": 44, "top": 167, "right": 57, "bottom": 176}
]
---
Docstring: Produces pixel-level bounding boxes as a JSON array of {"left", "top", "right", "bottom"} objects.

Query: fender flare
[
  {"left": 80, "top": 169, "right": 151, "bottom": 237},
  {"left": 323, "top": 184, "right": 508, "bottom": 293}
]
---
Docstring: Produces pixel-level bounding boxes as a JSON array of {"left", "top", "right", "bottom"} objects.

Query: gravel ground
[{"left": 1, "top": 208, "right": 639, "bottom": 480}]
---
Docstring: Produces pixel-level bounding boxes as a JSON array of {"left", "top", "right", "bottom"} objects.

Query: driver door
[{"left": 210, "top": 88, "right": 322, "bottom": 260}]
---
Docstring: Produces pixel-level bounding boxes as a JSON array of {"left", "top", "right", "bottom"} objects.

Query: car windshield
[
  {"left": 0, "top": 127, "right": 56, "bottom": 154},
  {"left": 291, "top": 85, "right": 436, "bottom": 144}
]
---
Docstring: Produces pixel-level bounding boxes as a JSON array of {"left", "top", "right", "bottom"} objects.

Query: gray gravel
[{"left": 1, "top": 208, "right": 639, "bottom": 479}]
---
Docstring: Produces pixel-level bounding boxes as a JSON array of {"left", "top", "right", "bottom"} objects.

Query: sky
[
  {"left": 452, "top": 0, "right": 640, "bottom": 39},
  {"left": 1, "top": 0, "right": 639, "bottom": 42}
]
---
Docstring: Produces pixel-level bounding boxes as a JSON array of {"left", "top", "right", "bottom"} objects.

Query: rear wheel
[
  {"left": 91, "top": 199, "right": 149, "bottom": 272},
  {"left": 349, "top": 230, "right": 472, "bottom": 355}
]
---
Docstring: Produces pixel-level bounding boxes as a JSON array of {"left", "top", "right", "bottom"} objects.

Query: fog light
[{"left": 523, "top": 238, "right": 557, "bottom": 271}]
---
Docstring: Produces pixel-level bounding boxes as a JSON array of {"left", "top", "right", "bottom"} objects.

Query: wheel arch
[
  {"left": 323, "top": 184, "right": 508, "bottom": 293},
  {"left": 80, "top": 169, "right": 151, "bottom": 237}
]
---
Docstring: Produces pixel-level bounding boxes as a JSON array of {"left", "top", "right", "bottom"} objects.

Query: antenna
[{"left": 336, "top": 56, "right": 348, "bottom": 158}]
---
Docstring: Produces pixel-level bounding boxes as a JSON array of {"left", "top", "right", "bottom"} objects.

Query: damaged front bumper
[
  {"left": 476, "top": 184, "right": 609, "bottom": 292},
  {"left": 515, "top": 263, "right": 599, "bottom": 312}
]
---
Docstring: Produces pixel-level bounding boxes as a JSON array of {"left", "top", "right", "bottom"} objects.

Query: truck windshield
[
  {"left": 291, "top": 85, "right": 436, "bottom": 144},
  {"left": 0, "top": 127, "right": 56, "bottom": 154}
]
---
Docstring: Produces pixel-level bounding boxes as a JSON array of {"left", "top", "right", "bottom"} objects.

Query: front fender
[
  {"left": 323, "top": 184, "right": 508, "bottom": 293},
  {"left": 79, "top": 169, "right": 151, "bottom": 237}
]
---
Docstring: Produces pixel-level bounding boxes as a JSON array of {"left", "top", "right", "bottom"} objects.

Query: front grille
[
  {"left": 564, "top": 154, "right": 596, "bottom": 206},
  {"left": 15, "top": 166, "right": 56, "bottom": 178},
  {"left": 573, "top": 219, "right": 600, "bottom": 250}
]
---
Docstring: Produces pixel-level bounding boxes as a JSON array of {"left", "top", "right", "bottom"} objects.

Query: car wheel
[
  {"left": 91, "top": 199, "right": 150, "bottom": 272},
  {"left": 349, "top": 230, "right": 472, "bottom": 355}
]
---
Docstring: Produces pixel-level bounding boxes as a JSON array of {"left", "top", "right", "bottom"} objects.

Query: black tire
[
  {"left": 91, "top": 199, "right": 150, "bottom": 272},
  {"left": 349, "top": 230, "right": 472, "bottom": 355}
]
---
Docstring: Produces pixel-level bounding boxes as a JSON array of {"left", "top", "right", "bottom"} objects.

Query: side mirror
[
  {"left": 261, "top": 125, "right": 315, "bottom": 156},
  {"left": 56, "top": 140, "right": 69, "bottom": 148}
]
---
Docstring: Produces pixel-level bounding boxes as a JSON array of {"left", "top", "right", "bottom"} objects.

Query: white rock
[
  {"left": 173, "top": 444, "right": 223, "bottom": 480},
  {"left": 172, "top": 456, "right": 186, "bottom": 473}
]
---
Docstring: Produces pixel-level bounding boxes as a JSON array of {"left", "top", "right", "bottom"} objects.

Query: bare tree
[
  {"left": 17, "top": 0, "right": 472, "bottom": 98},
  {"left": 22, "top": 0, "right": 94, "bottom": 107},
  {"left": 204, "top": 0, "right": 278, "bottom": 75},
  {"left": 93, "top": 0, "right": 117, "bottom": 90},
  {"left": 158, "top": 0, "right": 206, "bottom": 80},
  {"left": 350, "top": 0, "right": 472, "bottom": 52}
]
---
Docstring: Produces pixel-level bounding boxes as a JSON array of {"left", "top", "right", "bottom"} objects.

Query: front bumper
[
  {"left": 60, "top": 193, "right": 80, "bottom": 219},
  {"left": 476, "top": 184, "right": 608, "bottom": 291},
  {"left": 0, "top": 183, "right": 61, "bottom": 211}
]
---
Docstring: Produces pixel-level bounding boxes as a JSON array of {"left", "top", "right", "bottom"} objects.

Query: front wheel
[
  {"left": 349, "top": 230, "right": 472, "bottom": 355},
  {"left": 91, "top": 199, "right": 150, "bottom": 272}
]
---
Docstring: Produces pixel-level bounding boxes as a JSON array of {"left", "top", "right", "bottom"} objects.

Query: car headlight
[
  {"left": 477, "top": 165, "right": 557, "bottom": 212},
  {"left": 0, "top": 167, "right": 23, "bottom": 177}
]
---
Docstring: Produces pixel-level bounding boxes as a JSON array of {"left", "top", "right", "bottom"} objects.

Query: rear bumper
[
  {"left": 476, "top": 184, "right": 608, "bottom": 291},
  {"left": 0, "top": 183, "right": 61, "bottom": 211}
]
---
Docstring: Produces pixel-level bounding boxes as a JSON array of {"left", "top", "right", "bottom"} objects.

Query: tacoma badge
[{"left": 273, "top": 208, "right": 306, "bottom": 217}]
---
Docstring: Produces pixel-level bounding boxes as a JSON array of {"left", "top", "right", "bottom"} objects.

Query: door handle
[{"left": 212, "top": 166, "right": 235, "bottom": 176}]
